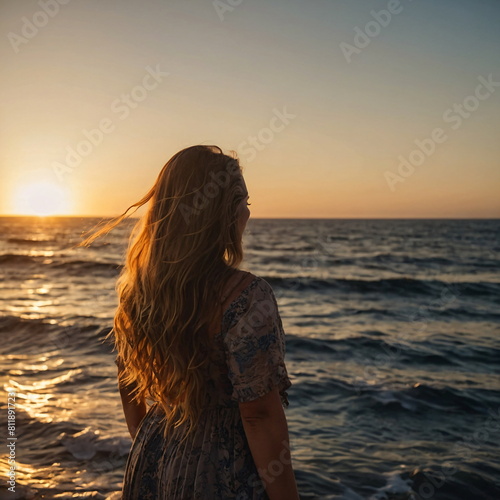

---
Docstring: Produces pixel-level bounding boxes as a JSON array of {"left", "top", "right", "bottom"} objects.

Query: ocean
[{"left": 0, "top": 217, "right": 499, "bottom": 500}]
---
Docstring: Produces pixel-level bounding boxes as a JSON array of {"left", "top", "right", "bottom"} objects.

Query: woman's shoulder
[
  {"left": 249, "top": 274, "right": 275, "bottom": 297},
  {"left": 222, "top": 272, "right": 277, "bottom": 326},
  {"left": 233, "top": 271, "right": 275, "bottom": 298}
]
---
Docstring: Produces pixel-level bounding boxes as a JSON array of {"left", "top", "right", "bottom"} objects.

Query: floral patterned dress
[{"left": 120, "top": 276, "right": 292, "bottom": 500}]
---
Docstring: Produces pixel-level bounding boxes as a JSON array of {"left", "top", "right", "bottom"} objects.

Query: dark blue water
[{"left": 0, "top": 217, "right": 499, "bottom": 499}]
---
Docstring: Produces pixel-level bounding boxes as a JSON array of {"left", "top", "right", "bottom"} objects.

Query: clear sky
[{"left": 1, "top": 0, "right": 499, "bottom": 218}]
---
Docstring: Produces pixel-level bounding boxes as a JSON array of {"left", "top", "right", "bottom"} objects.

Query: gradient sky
[{"left": 1, "top": 0, "right": 499, "bottom": 218}]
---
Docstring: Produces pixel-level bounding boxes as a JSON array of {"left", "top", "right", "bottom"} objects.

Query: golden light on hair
[{"left": 78, "top": 145, "right": 246, "bottom": 443}]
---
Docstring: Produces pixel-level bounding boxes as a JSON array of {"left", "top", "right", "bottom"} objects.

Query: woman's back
[
  {"left": 82, "top": 146, "right": 299, "bottom": 499},
  {"left": 121, "top": 272, "right": 292, "bottom": 499}
]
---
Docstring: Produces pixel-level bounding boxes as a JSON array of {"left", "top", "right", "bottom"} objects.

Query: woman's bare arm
[
  {"left": 118, "top": 382, "right": 147, "bottom": 440},
  {"left": 116, "top": 358, "right": 147, "bottom": 439},
  {"left": 240, "top": 387, "right": 300, "bottom": 500}
]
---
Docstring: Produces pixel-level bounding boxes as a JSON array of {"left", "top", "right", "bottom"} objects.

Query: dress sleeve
[{"left": 223, "top": 278, "right": 292, "bottom": 406}]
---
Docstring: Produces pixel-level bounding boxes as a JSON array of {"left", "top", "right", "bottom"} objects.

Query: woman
[{"left": 82, "top": 145, "right": 300, "bottom": 499}]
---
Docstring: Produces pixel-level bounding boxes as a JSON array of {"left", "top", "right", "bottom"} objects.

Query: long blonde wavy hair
[{"left": 78, "top": 145, "right": 247, "bottom": 441}]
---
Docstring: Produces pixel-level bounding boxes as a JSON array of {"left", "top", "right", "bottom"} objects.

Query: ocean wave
[
  {"left": 50, "top": 260, "right": 123, "bottom": 274},
  {"left": 436, "top": 307, "right": 500, "bottom": 321},
  {"left": 363, "top": 383, "right": 499, "bottom": 415},
  {"left": 60, "top": 426, "right": 130, "bottom": 461},
  {"left": 0, "top": 315, "right": 113, "bottom": 356},
  {"left": 264, "top": 275, "right": 500, "bottom": 298},
  {"left": 0, "top": 252, "right": 123, "bottom": 275},
  {"left": 251, "top": 244, "right": 316, "bottom": 252},
  {"left": 0, "top": 253, "right": 39, "bottom": 265},
  {"left": 332, "top": 253, "right": 456, "bottom": 267},
  {"left": 410, "top": 466, "right": 500, "bottom": 500},
  {"left": 7, "top": 237, "right": 57, "bottom": 245},
  {"left": 0, "top": 407, "right": 129, "bottom": 498},
  {"left": 291, "top": 376, "right": 500, "bottom": 417},
  {"left": 286, "top": 333, "right": 500, "bottom": 370}
]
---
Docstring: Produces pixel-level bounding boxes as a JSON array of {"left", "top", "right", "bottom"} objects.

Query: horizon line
[{"left": 0, "top": 214, "right": 499, "bottom": 220}]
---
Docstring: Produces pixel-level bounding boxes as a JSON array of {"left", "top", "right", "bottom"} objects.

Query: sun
[{"left": 13, "top": 181, "right": 72, "bottom": 216}]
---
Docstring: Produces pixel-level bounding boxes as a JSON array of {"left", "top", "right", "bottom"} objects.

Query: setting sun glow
[{"left": 12, "top": 181, "right": 72, "bottom": 217}]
